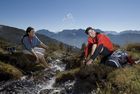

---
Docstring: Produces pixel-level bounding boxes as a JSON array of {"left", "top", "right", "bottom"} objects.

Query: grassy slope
[{"left": 55, "top": 43, "right": 140, "bottom": 94}]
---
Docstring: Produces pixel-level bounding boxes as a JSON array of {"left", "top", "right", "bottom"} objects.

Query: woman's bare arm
[{"left": 39, "top": 42, "right": 48, "bottom": 50}]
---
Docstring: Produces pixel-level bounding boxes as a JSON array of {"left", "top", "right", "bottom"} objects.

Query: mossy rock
[
  {"left": 55, "top": 68, "right": 80, "bottom": 83},
  {"left": 0, "top": 52, "right": 45, "bottom": 74},
  {"left": 0, "top": 61, "right": 23, "bottom": 81},
  {"left": 77, "top": 64, "right": 114, "bottom": 81},
  {"left": 72, "top": 64, "right": 115, "bottom": 94},
  {"left": 63, "top": 55, "right": 82, "bottom": 70}
]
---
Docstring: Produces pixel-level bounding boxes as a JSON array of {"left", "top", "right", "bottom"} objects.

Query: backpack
[{"left": 107, "top": 49, "right": 129, "bottom": 67}]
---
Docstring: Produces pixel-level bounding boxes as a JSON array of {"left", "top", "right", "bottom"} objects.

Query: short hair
[{"left": 85, "top": 27, "right": 94, "bottom": 35}]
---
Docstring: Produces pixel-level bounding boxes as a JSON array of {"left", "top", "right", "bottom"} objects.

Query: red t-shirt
[{"left": 84, "top": 33, "right": 114, "bottom": 58}]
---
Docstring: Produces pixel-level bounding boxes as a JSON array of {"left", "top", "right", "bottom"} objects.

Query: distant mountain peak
[
  {"left": 37, "top": 28, "right": 140, "bottom": 48},
  {"left": 120, "top": 30, "right": 140, "bottom": 34},
  {"left": 104, "top": 31, "right": 118, "bottom": 35}
]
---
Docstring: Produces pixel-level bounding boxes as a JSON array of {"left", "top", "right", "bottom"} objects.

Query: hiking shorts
[{"left": 23, "top": 47, "right": 45, "bottom": 56}]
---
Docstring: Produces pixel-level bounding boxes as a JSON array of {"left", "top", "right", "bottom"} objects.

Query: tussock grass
[
  {"left": 125, "top": 43, "right": 140, "bottom": 52},
  {"left": 0, "top": 61, "right": 23, "bottom": 80},
  {"left": 55, "top": 68, "right": 80, "bottom": 83}
]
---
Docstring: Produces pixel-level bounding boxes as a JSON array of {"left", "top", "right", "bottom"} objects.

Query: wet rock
[
  {"left": 0, "top": 57, "right": 75, "bottom": 94},
  {"left": 39, "top": 89, "right": 61, "bottom": 94},
  {"left": 0, "top": 80, "right": 39, "bottom": 94},
  {"left": 64, "top": 80, "right": 75, "bottom": 94}
]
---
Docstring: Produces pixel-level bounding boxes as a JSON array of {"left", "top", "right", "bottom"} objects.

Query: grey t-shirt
[{"left": 22, "top": 36, "right": 41, "bottom": 52}]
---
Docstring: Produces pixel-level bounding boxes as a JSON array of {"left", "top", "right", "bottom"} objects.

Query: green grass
[
  {"left": 128, "top": 51, "right": 140, "bottom": 60},
  {"left": 125, "top": 43, "right": 140, "bottom": 52},
  {"left": 110, "top": 65, "right": 140, "bottom": 93},
  {"left": 94, "top": 64, "right": 140, "bottom": 94},
  {"left": 55, "top": 68, "right": 80, "bottom": 83},
  {"left": 0, "top": 61, "right": 23, "bottom": 80}
]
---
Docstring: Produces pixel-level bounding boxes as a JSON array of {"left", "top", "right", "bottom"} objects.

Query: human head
[
  {"left": 85, "top": 27, "right": 96, "bottom": 38},
  {"left": 26, "top": 27, "right": 35, "bottom": 37}
]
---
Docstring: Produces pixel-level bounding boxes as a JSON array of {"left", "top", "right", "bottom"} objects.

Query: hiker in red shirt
[{"left": 84, "top": 27, "right": 114, "bottom": 65}]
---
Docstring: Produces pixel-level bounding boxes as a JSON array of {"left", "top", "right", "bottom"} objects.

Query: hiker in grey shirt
[{"left": 22, "top": 27, "right": 49, "bottom": 68}]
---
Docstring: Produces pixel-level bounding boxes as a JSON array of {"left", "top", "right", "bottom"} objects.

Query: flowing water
[{"left": 0, "top": 59, "right": 75, "bottom": 94}]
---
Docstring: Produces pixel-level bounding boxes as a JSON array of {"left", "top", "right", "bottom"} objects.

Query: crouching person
[
  {"left": 22, "top": 27, "right": 50, "bottom": 68},
  {"left": 84, "top": 27, "right": 115, "bottom": 67},
  {"left": 84, "top": 27, "right": 136, "bottom": 68}
]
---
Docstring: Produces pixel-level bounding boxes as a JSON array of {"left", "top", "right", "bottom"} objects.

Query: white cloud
[
  {"left": 63, "top": 13, "right": 74, "bottom": 22},
  {"left": 60, "top": 12, "right": 77, "bottom": 30}
]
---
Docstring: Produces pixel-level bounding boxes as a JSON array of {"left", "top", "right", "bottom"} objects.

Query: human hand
[
  {"left": 86, "top": 59, "right": 93, "bottom": 65},
  {"left": 82, "top": 59, "right": 86, "bottom": 65}
]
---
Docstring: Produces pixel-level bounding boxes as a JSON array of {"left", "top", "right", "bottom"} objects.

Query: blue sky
[{"left": 0, "top": 0, "right": 140, "bottom": 32}]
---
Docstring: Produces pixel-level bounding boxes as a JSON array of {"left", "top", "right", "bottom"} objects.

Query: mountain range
[
  {"left": 0, "top": 25, "right": 139, "bottom": 49},
  {"left": 37, "top": 29, "right": 140, "bottom": 48},
  {"left": 0, "top": 25, "right": 78, "bottom": 51}
]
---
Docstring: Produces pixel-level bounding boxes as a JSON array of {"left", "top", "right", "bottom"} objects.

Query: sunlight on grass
[{"left": 0, "top": 61, "right": 23, "bottom": 80}]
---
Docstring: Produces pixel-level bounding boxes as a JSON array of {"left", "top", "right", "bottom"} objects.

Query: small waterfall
[
  {"left": 38, "top": 59, "right": 66, "bottom": 94},
  {"left": 0, "top": 59, "right": 75, "bottom": 94}
]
